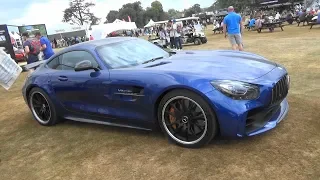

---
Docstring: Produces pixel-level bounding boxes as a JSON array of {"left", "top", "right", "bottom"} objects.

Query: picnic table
[
  {"left": 309, "top": 22, "right": 319, "bottom": 29},
  {"left": 297, "top": 15, "right": 316, "bottom": 27},
  {"left": 257, "top": 21, "right": 284, "bottom": 33}
]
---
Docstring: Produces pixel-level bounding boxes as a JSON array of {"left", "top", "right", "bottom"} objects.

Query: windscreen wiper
[{"left": 142, "top": 56, "right": 164, "bottom": 64}]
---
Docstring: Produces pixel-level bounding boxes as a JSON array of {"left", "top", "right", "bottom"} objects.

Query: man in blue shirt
[
  {"left": 249, "top": 18, "right": 256, "bottom": 28},
  {"left": 223, "top": 6, "right": 244, "bottom": 51},
  {"left": 35, "top": 32, "right": 54, "bottom": 60}
]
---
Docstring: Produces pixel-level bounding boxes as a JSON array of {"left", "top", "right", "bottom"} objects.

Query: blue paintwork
[{"left": 22, "top": 37, "right": 289, "bottom": 137}]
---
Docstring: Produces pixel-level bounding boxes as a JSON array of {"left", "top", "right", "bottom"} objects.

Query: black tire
[
  {"left": 201, "top": 37, "right": 208, "bottom": 44},
  {"left": 157, "top": 89, "right": 218, "bottom": 148},
  {"left": 28, "top": 87, "right": 59, "bottom": 126},
  {"left": 194, "top": 38, "right": 202, "bottom": 45}
]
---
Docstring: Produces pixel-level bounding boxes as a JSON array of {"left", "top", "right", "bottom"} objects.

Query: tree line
[
  {"left": 62, "top": 0, "right": 316, "bottom": 28},
  {"left": 62, "top": 0, "right": 207, "bottom": 28}
]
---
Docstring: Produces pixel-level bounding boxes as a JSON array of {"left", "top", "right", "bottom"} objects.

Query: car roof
[{"left": 58, "top": 37, "right": 137, "bottom": 53}]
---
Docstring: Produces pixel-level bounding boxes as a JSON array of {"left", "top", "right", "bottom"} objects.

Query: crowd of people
[
  {"left": 50, "top": 36, "right": 89, "bottom": 48},
  {"left": 146, "top": 19, "right": 206, "bottom": 50},
  {"left": 245, "top": 7, "right": 320, "bottom": 29},
  {"left": 212, "top": 4, "right": 320, "bottom": 51},
  {"left": 21, "top": 32, "right": 55, "bottom": 64},
  {"left": 213, "top": 6, "right": 320, "bottom": 32},
  {"left": 19, "top": 3, "right": 320, "bottom": 64}
]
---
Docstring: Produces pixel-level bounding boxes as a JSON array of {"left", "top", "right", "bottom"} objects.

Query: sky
[{"left": 0, "top": 0, "right": 214, "bottom": 34}]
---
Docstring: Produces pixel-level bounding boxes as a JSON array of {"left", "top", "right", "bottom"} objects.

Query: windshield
[{"left": 97, "top": 38, "right": 169, "bottom": 69}]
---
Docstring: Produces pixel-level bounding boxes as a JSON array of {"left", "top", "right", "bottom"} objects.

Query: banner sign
[
  {"left": 18, "top": 24, "right": 48, "bottom": 37},
  {"left": 0, "top": 25, "right": 15, "bottom": 59}
]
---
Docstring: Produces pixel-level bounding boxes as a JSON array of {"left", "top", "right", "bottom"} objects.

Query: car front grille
[{"left": 270, "top": 75, "right": 289, "bottom": 105}]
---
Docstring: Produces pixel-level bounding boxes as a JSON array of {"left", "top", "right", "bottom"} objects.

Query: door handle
[{"left": 58, "top": 76, "right": 68, "bottom": 81}]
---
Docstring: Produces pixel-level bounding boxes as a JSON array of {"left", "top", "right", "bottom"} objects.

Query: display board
[
  {"left": 0, "top": 25, "right": 15, "bottom": 59},
  {"left": 18, "top": 24, "right": 48, "bottom": 37}
]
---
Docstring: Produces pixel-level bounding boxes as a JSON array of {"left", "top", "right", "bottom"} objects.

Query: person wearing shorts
[{"left": 223, "top": 6, "right": 244, "bottom": 51}]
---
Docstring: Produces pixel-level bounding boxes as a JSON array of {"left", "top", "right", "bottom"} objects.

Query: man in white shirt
[
  {"left": 168, "top": 20, "right": 175, "bottom": 49},
  {"left": 275, "top": 12, "right": 281, "bottom": 21},
  {"left": 173, "top": 21, "right": 182, "bottom": 50}
]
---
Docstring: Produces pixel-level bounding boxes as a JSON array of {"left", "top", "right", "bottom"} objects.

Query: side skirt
[{"left": 64, "top": 116, "right": 153, "bottom": 131}]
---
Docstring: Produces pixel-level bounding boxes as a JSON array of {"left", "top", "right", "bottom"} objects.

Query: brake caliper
[{"left": 169, "top": 107, "right": 177, "bottom": 129}]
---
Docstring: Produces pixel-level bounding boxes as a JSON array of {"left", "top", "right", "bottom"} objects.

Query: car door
[
  {"left": 106, "top": 70, "right": 151, "bottom": 123},
  {"left": 49, "top": 50, "right": 111, "bottom": 116}
]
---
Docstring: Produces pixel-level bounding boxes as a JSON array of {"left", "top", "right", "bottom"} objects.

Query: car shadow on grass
[
  {"left": 61, "top": 119, "right": 272, "bottom": 148},
  {"left": 61, "top": 120, "right": 165, "bottom": 138}
]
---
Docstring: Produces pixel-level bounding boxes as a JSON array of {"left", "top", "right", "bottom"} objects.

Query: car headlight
[{"left": 211, "top": 80, "right": 260, "bottom": 100}]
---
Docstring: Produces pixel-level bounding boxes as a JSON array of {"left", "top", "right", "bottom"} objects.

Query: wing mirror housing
[{"left": 74, "top": 60, "right": 99, "bottom": 72}]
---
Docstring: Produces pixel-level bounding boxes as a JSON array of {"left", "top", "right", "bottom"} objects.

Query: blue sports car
[{"left": 22, "top": 37, "right": 290, "bottom": 148}]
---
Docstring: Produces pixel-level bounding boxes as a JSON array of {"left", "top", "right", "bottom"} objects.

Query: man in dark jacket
[{"left": 22, "top": 32, "right": 39, "bottom": 64}]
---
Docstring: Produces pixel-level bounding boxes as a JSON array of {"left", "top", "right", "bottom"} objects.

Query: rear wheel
[
  {"left": 158, "top": 90, "right": 217, "bottom": 148},
  {"left": 201, "top": 37, "right": 208, "bottom": 44},
  {"left": 28, "top": 87, "right": 59, "bottom": 126}
]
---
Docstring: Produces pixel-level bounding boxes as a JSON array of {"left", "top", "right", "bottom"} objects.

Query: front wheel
[
  {"left": 158, "top": 90, "right": 218, "bottom": 148},
  {"left": 201, "top": 37, "right": 208, "bottom": 44}
]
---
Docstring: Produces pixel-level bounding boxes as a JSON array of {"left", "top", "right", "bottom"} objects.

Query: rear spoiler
[{"left": 22, "top": 60, "right": 46, "bottom": 71}]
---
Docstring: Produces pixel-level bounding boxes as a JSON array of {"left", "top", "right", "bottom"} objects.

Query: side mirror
[{"left": 74, "top": 60, "right": 99, "bottom": 72}]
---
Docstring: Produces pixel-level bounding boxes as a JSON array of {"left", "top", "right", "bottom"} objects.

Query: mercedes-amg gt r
[{"left": 22, "top": 37, "right": 290, "bottom": 148}]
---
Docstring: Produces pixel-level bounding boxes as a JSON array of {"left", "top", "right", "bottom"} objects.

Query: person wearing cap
[{"left": 223, "top": 6, "right": 244, "bottom": 51}]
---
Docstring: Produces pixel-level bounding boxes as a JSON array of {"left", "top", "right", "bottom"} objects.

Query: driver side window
[{"left": 47, "top": 51, "right": 99, "bottom": 70}]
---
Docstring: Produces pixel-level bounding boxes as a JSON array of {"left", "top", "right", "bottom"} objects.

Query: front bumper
[
  {"left": 245, "top": 99, "right": 288, "bottom": 136},
  {"left": 205, "top": 90, "right": 289, "bottom": 138}
]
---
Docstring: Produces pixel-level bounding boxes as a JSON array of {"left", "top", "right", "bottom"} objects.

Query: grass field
[{"left": 0, "top": 25, "right": 319, "bottom": 180}]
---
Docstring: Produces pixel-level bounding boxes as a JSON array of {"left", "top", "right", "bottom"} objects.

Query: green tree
[
  {"left": 184, "top": 4, "right": 202, "bottom": 17},
  {"left": 105, "top": 10, "right": 119, "bottom": 23},
  {"left": 205, "top": 3, "right": 218, "bottom": 12},
  {"left": 62, "top": 0, "right": 100, "bottom": 26},
  {"left": 117, "top": 2, "right": 145, "bottom": 27},
  {"left": 144, "top": 1, "right": 168, "bottom": 23},
  {"left": 192, "top": 4, "right": 202, "bottom": 13},
  {"left": 214, "top": 0, "right": 253, "bottom": 12},
  {"left": 168, "top": 9, "right": 181, "bottom": 19}
]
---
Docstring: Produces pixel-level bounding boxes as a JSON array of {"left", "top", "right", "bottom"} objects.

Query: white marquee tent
[
  {"left": 47, "top": 23, "right": 87, "bottom": 35},
  {"left": 144, "top": 19, "right": 155, "bottom": 28},
  {"left": 113, "top": 19, "right": 124, "bottom": 23},
  {"left": 90, "top": 21, "right": 137, "bottom": 40},
  {"left": 145, "top": 17, "right": 200, "bottom": 27}
]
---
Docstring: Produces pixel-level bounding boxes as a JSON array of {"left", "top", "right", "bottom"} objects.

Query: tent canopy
[
  {"left": 144, "top": 19, "right": 155, "bottom": 28},
  {"left": 151, "top": 17, "right": 200, "bottom": 26},
  {"left": 47, "top": 23, "right": 86, "bottom": 35},
  {"left": 91, "top": 21, "right": 137, "bottom": 40},
  {"left": 113, "top": 19, "right": 124, "bottom": 23}
]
